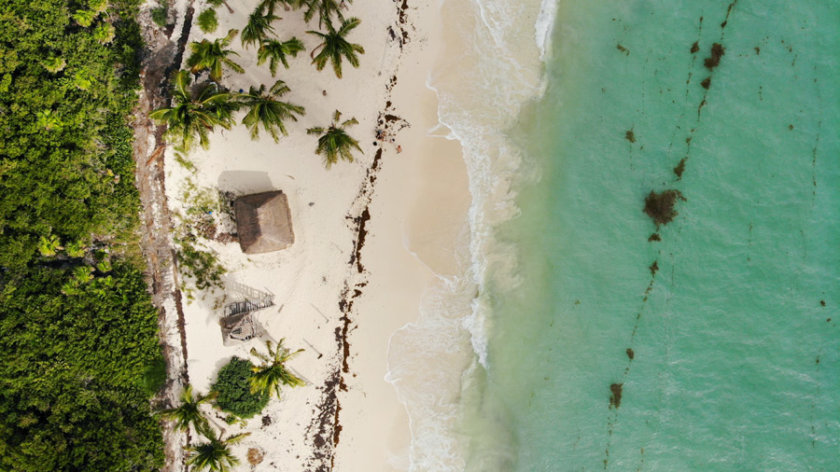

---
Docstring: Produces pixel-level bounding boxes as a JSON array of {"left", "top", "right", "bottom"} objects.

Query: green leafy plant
[
  {"left": 249, "top": 339, "right": 305, "bottom": 399},
  {"left": 151, "top": 4, "right": 168, "bottom": 26},
  {"left": 241, "top": 10, "right": 279, "bottom": 49},
  {"left": 212, "top": 357, "right": 269, "bottom": 418},
  {"left": 307, "top": 109, "right": 362, "bottom": 168},
  {"left": 187, "top": 29, "right": 244, "bottom": 81},
  {"left": 150, "top": 70, "right": 238, "bottom": 151},
  {"left": 161, "top": 385, "right": 217, "bottom": 435},
  {"left": 238, "top": 79, "right": 305, "bottom": 142},
  {"left": 38, "top": 235, "right": 62, "bottom": 256},
  {"left": 197, "top": 8, "right": 219, "bottom": 33},
  {"left": 187, "top": 430, "right": 250, "bottom": 472},
  {"left": 257, "top": 37, "right": 304, "bottom": 75},
  {"left": 308, "top": 17, "right": 364, "bottom": 78},
  {"left": 73, "top": 9, "right": 99, "bottom": 27},
  {"left": 303, "top": 0, "right": 349, "bottom": 28},
  {"left": 93, "top": 22, "right": 116, "bottom": 44}
]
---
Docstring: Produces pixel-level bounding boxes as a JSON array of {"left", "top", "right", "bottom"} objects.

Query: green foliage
[
  {"left": 197, "top": 8, "right": 219, "bottom": 33},
  {"left": 141, "top": 353, "right": 168, "bottom": 396},
  {"left": 308, "top": 17, "right": 364, "bottom": 78},
  {"left": 0, "top": 263, "right": 165, "bottom": 471},
  {"left": 0, "top": 0, "right": 165, "bottom": 469},
  {"left": 241, "top": 10, "right": 279, "bottom": 49},
  {"left": 150, "top": 4, "right": 168, "bottom": 26},
  {"left": 187, "top": 29, "right": 244, "bottom": 81},
  {"left": 187, "top": 431, "right": 250, "bottom": 472},
  {"left": 257, "top": 37, "right": 305, "bottom": 76},
  {"left": 173, "top": 181, "right": 227, "bottom": 293},
  {"left": 303, "top": 0, "right": 350, "bottom": 28},
  {"left": 238, "top": 79, "right": 305, "bottom": 142},
  {"left": 176, "top": 240, "right": 226, "bottom": 292},
  {"left": 161, "top": 385, "right": 215, "bottom": 435},
  {"left": 150, "top": 70, "right": 238, "bottom": 151},
  {"left": 249, "top": 339, "right": 305, "bottom": 399},
  {"left": 212, "top": 357, "right": 269, "bottom": 419},
  {"left": 307, "top": 109, "right": 363, "bottom": 168}
]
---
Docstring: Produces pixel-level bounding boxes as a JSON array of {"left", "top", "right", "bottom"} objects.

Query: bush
[
  {"left": 150, "top": 5, "right": 168, "bottom": 27},
  {"left": 197, "top": 9, "right": 218, "bottom": 33},
  {"left": 212, "top": 357, "right": 269, "bottom": 419}
]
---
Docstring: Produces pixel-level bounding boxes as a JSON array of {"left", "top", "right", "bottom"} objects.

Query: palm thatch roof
[{"left": 234, "top": 191, "right": 294, "bottom": 254}]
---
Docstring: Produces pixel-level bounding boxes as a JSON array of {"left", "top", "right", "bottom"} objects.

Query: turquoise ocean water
[{"left": 456, "top": 1, "right": 840, "bottom": 471}]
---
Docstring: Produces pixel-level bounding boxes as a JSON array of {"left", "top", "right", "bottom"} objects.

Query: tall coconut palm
[
  {"left": 186, "top": 431, "right": 250, "bottom": 472},
  {"left": 306, "top": 109, "right": 362, "bottom": 168},
  {"left": 241, "top": 10, "right": 279, "bottom": 48},
  {"left": 186, "top": 29, "right": 244, "bottom": 82},
  {"left": 257, "top": 37, "right": 305, "bottom": 76},
  {"left": 160, "top": 385, "right": 216, "bottom": 435},
  {"left": 257, "top": 0, "right": 302, "bottom": 15},
  {"left": 237, "top": 80, "right": 305, "bottom": 142},
  {"left": 249, "top": 339, "right": 305, "bottom": 399},
  {"left": 207, "top": 0, "right": 234, "bottom": 13},
  {"left": 307, "top": 17, "right": 364, "bottom": 78},
  {"left": 150, "top": 70, "right": 238, "bottom": 151}
]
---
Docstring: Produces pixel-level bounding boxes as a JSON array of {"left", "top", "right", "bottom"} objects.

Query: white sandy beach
[{"left": 161, "top": 0, "right": 471, "bottom": 469}]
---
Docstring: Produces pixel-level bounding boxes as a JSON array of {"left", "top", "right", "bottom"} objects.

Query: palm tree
[
  {"left": 257, "top": 37, "right": 305, "bottom": 76},
  {"left": 237, "top": 80, "right": 305, "bottom": 142},
  {"left": 160, "top": 385, "right": 216, "bottom": 435},
  {"left": 186, "top": 29, "right": 244, "bottom": 82},
  {"left": 306, "top": 110, "right": 362, "bottom": 168},
  {"left": 241, "top": 10, "right": 279, "bottom": 49},
  {"left": 257, "top": 0, "right": 302, "bottom": 15},
  {"left": 207, "top": 0, "right": 234, "bottom": 13},
  {"left": 150, "top": 70, "right": 238, "bottom": 151},
  {"left": 186, "top": 431, "right": 250, "bottom": 472},
  {"left": 303, "top": 0, "right": 349, "bottom": 28},
  {"left": 308, "top": 17, "right": 364, "bottom": 78},
  {"left": 249, "top": 339, "right": 305, "bottom": 399}
]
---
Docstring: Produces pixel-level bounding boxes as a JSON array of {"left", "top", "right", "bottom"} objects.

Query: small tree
[
  {"left": 308, "top": 17, "right": 364, "bottom": 78},
  {"left": 186, "top": 29, "right": 244, "bottom": 82},
  {"left": 212, "top": 357, "right": 269, "bottom": 418},
  {"left": 249, "top": 339, "right": 305, "bottom": 399},
  {"left": 161, "top": 385, "right": 216, "bottom": 435},
  {"left": 238, "top": 80, "right": 305, "bottom": 142},
  {"left": 257, "top": 38, "right": 305, "bottom": 76},
  {"left": 187, "top": 431, "right": 250, "bottom": 472},
  {"left": 241, "top": 10, "right": 279, "bottom": 49},
  {"left": 307, "top": 110, "right": 362, "bottom": 168},
  {"left": 197, "top": 9, "right": 219, "bottom": 33}
]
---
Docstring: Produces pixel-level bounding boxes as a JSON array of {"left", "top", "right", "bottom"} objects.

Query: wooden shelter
[{"left": 234, "top": 191, "right": 294, "bottom": 254}]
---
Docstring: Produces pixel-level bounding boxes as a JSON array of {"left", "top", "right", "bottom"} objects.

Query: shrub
[
  {"left": 197, "top": 9, "right": 218, "bottom": 33},
  {"left": 212, "top": 357, "right": 269, "bottom": 419},
  {"left": 151, "top": 5, "right": 168, "bottom": 27}
]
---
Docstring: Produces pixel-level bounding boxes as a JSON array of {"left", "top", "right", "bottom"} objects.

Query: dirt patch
[
  {"left": 643, "top": 190, "right": 685, "bottom": 226},
  {"left": 247, "top": 448, "right": 265, "bottom": 466}
]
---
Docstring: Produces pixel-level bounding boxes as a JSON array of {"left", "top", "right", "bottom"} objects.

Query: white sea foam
[{"left": 385, "top": 0, "right": 560, "bottom": 469}]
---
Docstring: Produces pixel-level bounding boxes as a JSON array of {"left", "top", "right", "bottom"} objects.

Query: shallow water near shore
[{"left": 457, "top": 1, "right": 840, "bottom": 471}]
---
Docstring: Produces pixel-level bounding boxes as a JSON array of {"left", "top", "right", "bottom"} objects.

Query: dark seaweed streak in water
[
  {"left": 625, "top": 129, "right": 636, "bottom": 143},
  {"left": 701, "top": 77, "right": 712, "bottom": 89},
  {"left": 704, "top": 43, "right": 725, "bottom": 70},
  {"left": 673, "top": 157, "right": 687, "bottom": 179},
  {"left": 609, "top": 383, "right": 623, "bottom": 409},
  {"left": 690, "top": 41, "right": 700, "bottom": 53},
  {"left": 643, "top": 190, "right": 685, "bottom": 226},
  {"left": 626, "top": 348, "right": 635, "bottom": 360}
]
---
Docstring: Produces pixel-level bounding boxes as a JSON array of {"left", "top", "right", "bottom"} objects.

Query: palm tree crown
[
  {"left": 249, "top": 339, "right": 305, "bottom": 399},
  {"left": 306, "top": 109, "right": 362, "bottom": 168},
  {"left": 187, "top": 430, "right": 250, "bottom": 472},
  {"left": 241, "top": 10, "right": 280, "bottom": 48},
  {"left": 186, "top": 29, "right": 244, "bottom": 82},
  {"left": 307, "top": 17, "right": 364, "bottom": 78},
  {"left": 257, "top": 37, "right": 305, "bottom": 76},
  {"left": 161, "top": 385, "right": 216, "bottom": 435},
  {"left": 237, "top": 80, "right": 305, "bottom": 142},
  {"left": 303, "top": 0, "right": 347, "bottom": 28},
  {"left": 150, "top": 70, "right": 238, "bottom": 151}
]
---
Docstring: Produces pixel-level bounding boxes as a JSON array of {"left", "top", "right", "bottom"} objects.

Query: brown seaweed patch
[
  {"left": 625, "top": 129, "right": 636, "bottom": 143},
  {"left": 649, "top": 260, "right": 659, "bottom": 276},
  {"left": 626, "top": 348, "right": 635, "bottom": 360},
  {"left": 820, "top": 300, "right": 826, "bottom": 306},
  {"left": 617, "top": 44, "right": 629, "bottom": 55},
  {"left": 674, "top": 157, "right": 687, "bottom": 179},
  {"left": 648, "top": 233, "right": 661, "bottom": 242},
  {"left": 701, "top": 77, "right": 711, "bottom": 89},
  {"left": 643, "top": 189, "right": 685, "bottom": 226},
  {"left": 754, "top": 46, "right": 760, "bottom": 55},
  {"left": 690, "top": 41, "right": 699, "bottom": 54},
  {"left": 704, "top": 43, "right": 725, "bottom": 70},
  {"left": 609, "top": 383, "right": 623, "bottom": 409}
]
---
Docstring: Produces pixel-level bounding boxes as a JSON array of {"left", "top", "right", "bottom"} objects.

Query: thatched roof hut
[{"left": 234, "top": 191, "right": 294, "bottom": 254}]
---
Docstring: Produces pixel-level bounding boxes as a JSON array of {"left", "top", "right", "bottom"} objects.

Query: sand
[{"left": 160, "top": 0, "right": 470, "bottom": 469}]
